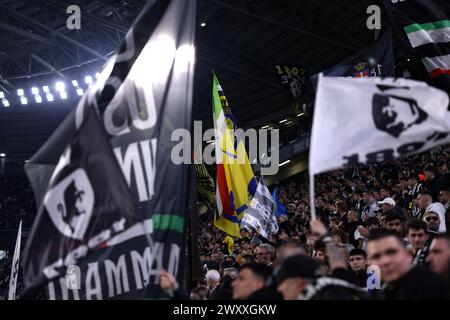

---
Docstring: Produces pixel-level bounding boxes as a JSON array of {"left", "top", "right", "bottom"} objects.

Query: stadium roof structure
[{"left": 0, "top": 0, "right": 386, "bottom": 159}]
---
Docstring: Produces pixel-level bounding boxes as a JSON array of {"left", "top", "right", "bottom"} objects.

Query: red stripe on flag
[
  {"left": 429, "top": 68, "right": 450, "bottom": 78},
  {"left": 217, "top": 164, "right": 234, "bottom": 215}
]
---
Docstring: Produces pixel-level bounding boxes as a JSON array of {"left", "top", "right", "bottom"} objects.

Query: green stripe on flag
[
  {"left": 212, "top": 72, "right": 223, "bottom": 120},
  {"left": 152, "top": 213, "right": 184, "bottom": 233},
  {"left": 404, "top": 20, "right": 450, "bottom": 34}
]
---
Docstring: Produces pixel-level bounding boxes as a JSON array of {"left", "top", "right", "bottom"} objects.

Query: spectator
[
  {"left": 418, "top": 190, "right": 447, "bottom": 233},
  {"left": 367, "top": 229, "right": 448, "bottom": 299},
  {"left": 426, "top": 234, "right": 450, "bottom": 281},
  {"left": 254, "top": 244, "right": 275, "bottom": 267},
  {"left": 348, "top": 249, "right": 368, "bottom": 288},
  {"left": 231, "top": 263, "right": 271, "bottom": 300}
]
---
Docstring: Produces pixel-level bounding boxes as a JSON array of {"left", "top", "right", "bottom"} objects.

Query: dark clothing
[
  {"left": 349, "top": 269, "right": 368, "bottom": 288},
  {"left": 381, "top": 266, "right": 449, "bottom": 300},
  {"left": 427, "top": 177, "right": 449, "bottom": 202},
  {"left": 344, "top": 220, "right": 362, "bottom": 248}
]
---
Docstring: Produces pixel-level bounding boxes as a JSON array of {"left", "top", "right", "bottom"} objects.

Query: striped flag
[
  {"left": 8, "top": 221, "right": 22, "bottom": 300},
  {"left": 212, "top": 73, "right": 257, "bottom": 237},
  {"left": 383, "top": 0, "right": 450, "bottom": 91}
]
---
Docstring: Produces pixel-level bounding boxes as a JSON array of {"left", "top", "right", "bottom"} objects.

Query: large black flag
[
  {"left": 22, "top": 106, "right": 138, "bottom": 298},
  {"left": 23, "top": 0, "right": 197, "bottom": 299},
  {"left": 312, "top": 30, "right": 395, "bottom": 83},
  {"left": 274, "top": 65, "right": 308, "bottom": 114},
  {"left": 382, "top": 0, "right": 450, "bottom": 93}
]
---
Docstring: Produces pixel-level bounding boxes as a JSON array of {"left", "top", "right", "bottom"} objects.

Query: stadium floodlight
[
  {"left": 76, "top": 88, "right": 84, "bottom": 96},
  {"left": 17, "top": 89, "right": 24, "bottom": 96},
  {"left": 31, "top": 87, "right": 39, "bottom": 95},
  {"left": 261, "top": 125, "right": 270, "bottom": 129},
  {"left": 85, "top": 75, "right": 93, "bottom": 84},
  {"left": 72, "top": 80, "right": 79, "bottom": 87},
  {"left": 46, "top": 93, "right": 54, "bottom": 102},
  {"left": 20, "top": 96, "right": 28, "bottom": 105},
  {"left": 55, "top": 81, "right": 65, "bottom": 92},
  {"left": 2, "top": 99, "right": 10, "bottom": 107},
  {"left": 296, "top": 113, "right": 304, "bottom": 117},
  {"left": 35, "top": 95, "right": 43, "bottom": 103},
  {"left": 200, "top": 22, "right": 206, "bottom": 27},
  {"left": 0, "top": 153, "right": 5, "bottom": 158},
  {"left": 0, "top": 91, "right": 4, "bottom": 99},
  {"left": 60, "top": 91, "right": 68, "bottom": 99},
  {"left": 279, "top": 119, "right": 288, "bottom": 124},
  {"left": 42, "top": 86, "right": 50, "bottom": 93}
]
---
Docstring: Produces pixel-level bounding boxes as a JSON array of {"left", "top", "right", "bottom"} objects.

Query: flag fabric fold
[
  {"left": 272, "top": 188, "right": 288, "bottom": 217},
  {"left": 8, "top": 221, "right": 22, "bottom": 300}
]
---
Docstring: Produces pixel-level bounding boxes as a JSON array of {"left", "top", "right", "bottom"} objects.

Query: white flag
[
  {"left": 241, "top": 178, "right": 278, "bottom": 238},
  {"left": 309, "top": 76, "right": 450, "bottom": 175},
  {"left": 8, "top": 220, "right": 22, "bottom": 300}
]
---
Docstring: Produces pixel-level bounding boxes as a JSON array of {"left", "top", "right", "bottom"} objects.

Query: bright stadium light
[
  {"left": 20, "top": 96, "right": 28, "bottom": 105},
  {"left": 46, "top": 93, "right": 54, "bottom": 102},
  {"left": 0, "top": 92, "right": 4, "bottom": 99},
  {"left": 76, "top": 88, "right": 84, "bottom": 96},
  {"left": 279, "top": 119, "right": 288, "bottom": 124},
  {"left": 55, "top": 81, "right": 65, "bottom": 92},
  {"left": 0, "top": 153, "right": 5, "bottom": 158},
  {"left": 85, "top": 75, "right": 93, "bottom": 84},
  {"left": 200, "top": 22, "right": 206, "bottom": 27},
  {"left": 72, "top": 80, "right": 79, "bottom": 87},
  {"left": 261, "top": 125, "right": 270, "bottom": 129},
  {"left": 17, "top": 89, "right": 24, "bottom": 96},
  {"left": 31, "top": 87, "right": 39, "bottom": 95},
  {"left": 60, "top": 91, "right": 68, "bottom": 99},
  {"left": 297, "top": 113, "right": 304, "bottom": 117},
  {"left": 42, "top": 86, "right": 50, "bottom": 93},
  {"left": 2, "top": 99, "right": 10, "bottom": 107},
  {"left": 35, "top": 95, "right": 43, "bottom": 103}
]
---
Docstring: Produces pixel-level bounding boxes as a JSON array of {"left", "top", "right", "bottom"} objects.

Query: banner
[
  {"left": 241, "top": 178, "right": 278, "bottom": 239},
  {"left": 383, "top": 0, "right": 450, "bottom": 92},
  {"left": 309, "top": 76, "right": 450, "bottom": 175},
  {"left": 23, "top": 0, "right": 197, "bottom": 299},
  {"left": 8, "top": 220, "right": 22, "bottom": 300},
  {"left": 311, "top": 30, "right": 394, "bottom": 84},
  {"left": 212, "top": 73, "right": 257, "bottom": 238},
  {"left": 274, "top": 65, "right": 308, "bottom": 114}
]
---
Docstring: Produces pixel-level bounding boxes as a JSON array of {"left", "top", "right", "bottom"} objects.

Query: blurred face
[
  {"left": 255, "top": 247, "right": 271, "bottom": 265},
  {"left": 380, "top": 189, "right": 390, "bottom": 199},
  {"left": 417, "top": 194, "right": 432, "bottom": 211},
  {"left": 277, "top": 277, "right": 304, "bottom": 300},
  {"left": 367, "top": 236, "right": 412, "bottom": 284},
  {"left": 424, "top": 170, "right": 434, "bottom": 181},
  {"left": 423, "top": 213, "right": 440, "bottom": 232},
  {"left": 426, "top": 238, "right": 450, "bottom": 278},
  {"left": 348, "top": 210, "right": 358, "bottom": 222},
  {"left": 313, "top": 250, "right": 326, "bottom": 262},
  {"left": 211, "top": 253, "right": 220, "bottom": 262},
  {"left": 407, "top": 229, "right": 428, "bottom": 252},
  {"left": 381, "top": 203, "right": 393, "bottom": 214},
  {"left": 439, "top": 191, "right": 449, "bottom": 204},
  {"left": 385, "top": 219, "right": 404, "bottom": 235},
  {"left": 232, "top": 269, "right": 264, "bottom": 300},
  {"left": 349, "top": 254, "right": 367, "bottom": 272}
]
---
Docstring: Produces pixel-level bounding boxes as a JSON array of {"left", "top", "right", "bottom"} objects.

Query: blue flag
[{"left": 272, "top": 188, "right": 287, "bottom": 217}]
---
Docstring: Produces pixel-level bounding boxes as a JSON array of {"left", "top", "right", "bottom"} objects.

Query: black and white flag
[
  {"left": 23, "top": 0, "right": 196, "bottom": 299},
  {"left": 274, "top": 65, "right": 308, "bottom": 114},
  {"left": 22, "top": 106, "right": 138, "bottom": 298},
  {"left": 383, "top": 0, "right": 450, "bottom": 92},
  {"left": 241, "top": 178, "right": 278, "bottom": 239},
  {"left": 8, "top": 220, "right": 22, "bottom": 300},
  {"left": 309, "top": 76, "right": 450, "bottom": 175}
]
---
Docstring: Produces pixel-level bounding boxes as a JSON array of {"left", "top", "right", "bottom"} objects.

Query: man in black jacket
[{"left": 367, "top": 229, "right": 449, "bottom": 299}]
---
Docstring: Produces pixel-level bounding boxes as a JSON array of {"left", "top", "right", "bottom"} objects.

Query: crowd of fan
[
  {"left": 162, "top": 150, "right": 450, "bottom": 300},
  {"left": 0, "top": 173, "right": 36, "bottom": 230}
]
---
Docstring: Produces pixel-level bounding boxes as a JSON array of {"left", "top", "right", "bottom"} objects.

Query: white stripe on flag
[
  {"left": 422, "top": 54, "right": 450, "bottom": 72},
  {"left": 8, "top": 221, "right": 22, "bottom": 300},
  {"left": 407, "top": 27, "right": 450, "bottom": 48}
]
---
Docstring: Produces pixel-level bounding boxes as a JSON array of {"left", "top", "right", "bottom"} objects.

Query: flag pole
[{"left": 309, "top": 174, "right": 316, "bottom": 221}]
